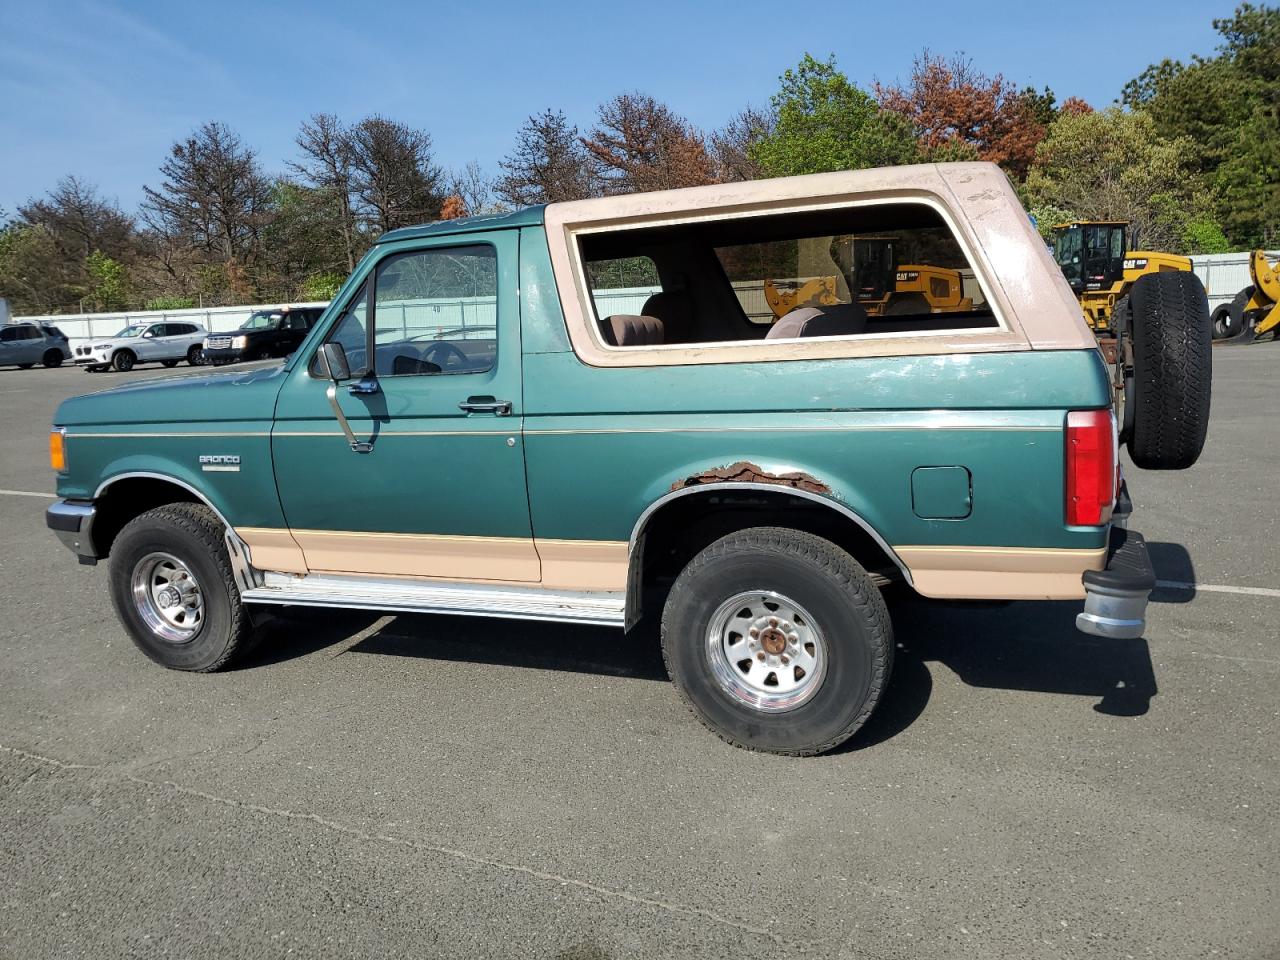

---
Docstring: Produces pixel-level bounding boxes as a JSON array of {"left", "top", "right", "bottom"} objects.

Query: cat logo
[
  {"left": 199, "top": 454, "right": 241, "bottom": 473},
  {"left": 1123, "top": 258, "right": 1148, "bottom": 271},
  {"left": 896, "top": 271, "right": 920, "bottom": 282}
]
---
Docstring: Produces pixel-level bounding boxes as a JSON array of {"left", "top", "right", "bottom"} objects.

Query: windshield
[
  {"left": 1053, "top": 226, "right": 1083, "bottom": 286},
  {"left": 113, "top": 324, "right": 148, "bottom": 338},
  {"left": 240, "top": 311, "right": 283, "bottom": 331}
]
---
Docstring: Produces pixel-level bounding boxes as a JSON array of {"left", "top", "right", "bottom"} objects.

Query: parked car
[
  {"left": 201, "top": 306, "right": 325, "bottom": 365},
  {"left": 0, "top": 321, "right": 71, "bottom": 369},
  {"left": 74, "top": 321, "right": 208, "bottom": 372},
  {"left": 44, "top": 163, "right": 1210, "bottom": 755}
]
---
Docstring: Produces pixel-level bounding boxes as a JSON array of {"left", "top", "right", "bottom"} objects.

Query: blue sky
[{"left": 0, "top": 0, "right": 1229, "bottom": 216}]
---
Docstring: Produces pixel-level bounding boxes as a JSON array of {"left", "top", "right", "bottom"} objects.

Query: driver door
[{"left": 270, "top": 231, "right": 537, "bottom": 582}]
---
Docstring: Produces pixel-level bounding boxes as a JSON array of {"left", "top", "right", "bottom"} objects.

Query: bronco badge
[{"left": 198, "top": 454, "right": 241, "bottom": 473}]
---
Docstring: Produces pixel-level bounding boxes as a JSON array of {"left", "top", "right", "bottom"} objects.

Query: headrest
[
  {"left": 641, "top": 292, "right": 694, "bottom": 343},
  {"left": 603, "top": 314, "right": 665, "bottom": 347},
  {"left": 764, "top": 302, "right": 869, "bottom": 340}
]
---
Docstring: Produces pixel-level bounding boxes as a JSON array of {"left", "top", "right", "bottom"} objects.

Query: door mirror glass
[{"left": 317, "top": 342, "right": 352, "bottom": 382}]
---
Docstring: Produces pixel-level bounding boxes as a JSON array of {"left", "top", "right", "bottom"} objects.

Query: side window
[
  {"left": 0, "top": 327, "right": 21, "bottom": 342},
  {"left": 373, "top": 245, "right": 497, "bottom": 377},
  {"left": 578, "top": 202, "right": 998, "bottom": 347}
]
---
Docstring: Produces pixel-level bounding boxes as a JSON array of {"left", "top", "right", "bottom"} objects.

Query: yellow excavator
[
  {"left": 1049, "top": 221, "right": 1196, "bottom": 334},
  {"left": 1211, "top": 249, "right": 1280, "bottom": 342},
  {"left": 763, "top": 236, "right": 972, "bottom": 319}
]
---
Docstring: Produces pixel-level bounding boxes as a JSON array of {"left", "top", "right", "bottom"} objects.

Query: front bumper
[
  {"left": 47, "top": 499, "right": 98, "bottom": 564},
  {"left": 200, "top": 347, "right": 247, "bottom": 364},
  {"left": 73, "top": 353, "right": 111, "bottom": 366},
  {"left": 1076, "top": 524, "right": 1156, "bottom": 639}
]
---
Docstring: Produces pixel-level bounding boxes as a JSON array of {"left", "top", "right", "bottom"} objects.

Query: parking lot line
[
  {"left": 1157, "top": 580, "right": 1280, "bottom": 599},
  {"left": 0, "top": 488, "right": 54, "bottom": 499}
]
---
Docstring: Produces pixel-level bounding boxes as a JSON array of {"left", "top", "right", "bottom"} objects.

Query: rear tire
[
  {"left": 661, "top": 527, "right": 892, "bottom": 756},
  {"left": 112, "top": 350, "right": 135, "bottom": 372},
  {"left": 108, "top": 503, "right": 254, "bottom": 672},
  {"left": 1126, "top": 271, "right": 1212, "bottom": 470},
  {"left": 42, "top": 350, "right": 64, "bottom": 368}
]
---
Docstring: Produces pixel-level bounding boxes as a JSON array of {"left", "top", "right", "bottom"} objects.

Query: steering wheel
[{"left": 420, "top": 341, "right": 468, "bottom": 371}]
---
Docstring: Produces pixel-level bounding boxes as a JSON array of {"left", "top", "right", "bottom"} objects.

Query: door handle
[{"left": 458, "top": 396, "right": 512, "bottom": 416}]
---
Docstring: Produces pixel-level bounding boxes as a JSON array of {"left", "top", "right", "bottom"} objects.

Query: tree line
[{"left": 1, "top": 4, "right": 1274, "bottom": 315}]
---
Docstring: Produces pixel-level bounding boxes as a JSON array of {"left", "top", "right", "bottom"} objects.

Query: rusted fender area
[{"left": 669, "top": 461, "right": 831, "bottom": 496}]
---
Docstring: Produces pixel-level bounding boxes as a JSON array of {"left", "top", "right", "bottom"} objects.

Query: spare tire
[{"left": 1126, "top": 271, "right": 1212, "bottom": 470}]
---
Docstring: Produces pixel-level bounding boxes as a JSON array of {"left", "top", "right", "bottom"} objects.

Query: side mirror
[{"left": 316, "top": 342, "right": 351, "bottom": 382}]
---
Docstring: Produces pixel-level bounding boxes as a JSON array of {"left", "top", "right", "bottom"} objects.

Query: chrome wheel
[
  {"left": 705, "top": 590, "right": 826, "bottom": 713},
  {"left": 131, "top": 552, "right": 205, "bottom": 643}
]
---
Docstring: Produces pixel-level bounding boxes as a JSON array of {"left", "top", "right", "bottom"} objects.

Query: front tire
[
  {"left": 111, "top": 349, "right": 136, "bottom": 372},
  {"left": 187, "top": 345, "right": 204, "bottom": 366},
  {"left": 109, "top": 503, "right": 254, "bottom": 672},
  {"left": 661, "top": 527, "right": 893, "bottom": 756}
]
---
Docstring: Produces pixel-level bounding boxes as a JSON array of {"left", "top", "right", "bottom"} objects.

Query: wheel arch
[
  {"left": 624, "top": 482, "right": 910, "bottom": 629},
  {"left": 91, "top": 471, "right": 234, "bottom": 559}
]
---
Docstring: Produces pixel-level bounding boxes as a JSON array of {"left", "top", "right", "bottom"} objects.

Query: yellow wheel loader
[
  {"left": 1211, "top": 249, "right": 1280, "bottom": 342},
  {"left": 1050, "top": 221, "right": 1198, "bottom": 334},
  {"left": 763, "top": 236, "right": 972, "bottom": 319}
]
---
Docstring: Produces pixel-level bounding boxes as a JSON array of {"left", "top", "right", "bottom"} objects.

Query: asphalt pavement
[{"left": 1, "top": 349, "right": 1277, "bottom": 959}]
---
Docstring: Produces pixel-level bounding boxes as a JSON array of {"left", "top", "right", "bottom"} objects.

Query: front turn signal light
[{"left": 49, "top": 429, "right": 66, "bottom": 472}]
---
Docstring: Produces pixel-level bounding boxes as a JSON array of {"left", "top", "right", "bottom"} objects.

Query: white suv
[{"left": 74, "top": 321, "right": 208, "bottom": 372}]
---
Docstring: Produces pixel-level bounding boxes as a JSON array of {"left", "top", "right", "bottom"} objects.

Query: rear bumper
[
  {"left": 47, "top": 499, "right": 98, "bottom": 564},
  {"left": 1076, "top": 524, "right": 1155, "bottom": 639}
]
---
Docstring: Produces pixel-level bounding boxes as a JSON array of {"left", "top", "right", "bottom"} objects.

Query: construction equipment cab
[{"left": 1051, "top": 221, "right": 1195, "bottom": 332}]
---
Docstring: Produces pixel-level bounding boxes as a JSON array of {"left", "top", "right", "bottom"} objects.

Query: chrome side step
[{"left": 241, "top": 571, "right": 626, "bottom": 627}]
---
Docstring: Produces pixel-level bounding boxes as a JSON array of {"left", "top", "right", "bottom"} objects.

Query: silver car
[
  {"left": 0, "top": 322, "right": 72, "bottom": 369},
  {"left": 73, "top": 321, "right": 208, "bottom": 372}
]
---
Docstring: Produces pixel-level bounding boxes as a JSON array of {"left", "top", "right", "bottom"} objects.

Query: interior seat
[
  {"left": 764, "top": 302, "right": 869, "bottom": 340},
  {"left": 602, "top": 314, "right": 665, "bottom": 347},
  {"left": 640, "top": 292, "right": 695, "bottom": 343}
]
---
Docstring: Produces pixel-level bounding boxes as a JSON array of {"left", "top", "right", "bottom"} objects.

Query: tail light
[{"left": 1065, "top": 410, "right": 1116, "bottom": 526}]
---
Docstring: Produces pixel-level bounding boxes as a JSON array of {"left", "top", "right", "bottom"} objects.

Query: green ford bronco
[{"left": 46, "top": 163, "right": 1211, "bottom": 755}]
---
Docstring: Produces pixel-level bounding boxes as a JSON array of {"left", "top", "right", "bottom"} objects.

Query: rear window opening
[{"left": 579, "top": 202, "right": 998, "bottom": 348}]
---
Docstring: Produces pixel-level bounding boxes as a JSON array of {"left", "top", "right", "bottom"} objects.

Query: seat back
[
  {"left": 602, "top": 314, "right": 665, "bottom": 347},
  {"left": 641, "top": 292, "right": 695, "bottom": 343},
  {"left": 764, "top": 302, "right": 869, "bottom": 340}
]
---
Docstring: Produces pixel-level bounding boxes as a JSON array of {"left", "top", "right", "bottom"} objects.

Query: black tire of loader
[{"left": 1127, "top": 271, "right": 1212, "bottom": 470}]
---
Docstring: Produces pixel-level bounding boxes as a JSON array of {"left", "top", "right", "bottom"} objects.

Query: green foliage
[
  {"left": 1024, "top": 202, "right": 1077, "bottom": 241},
  {"left": 144, "top": 295, "right": 196, "bottom": 310},
  {"left": 1181, "top": 215, "right": 1233, "bottom": 254},
  {"left": 85, "top": 250, "right": 128, "bottom": 310},
  {"left": 1123, "top": 4, "right": 1280, "bottom": 247},
  {"left": 1024, "top": 108, "right": 1217, "bottom": 253},
  {"left": 750, "top": 54, "right": 920, "bottom": 176},
  {"left": 302, "top": 271, "right": 345, "bottom": 301},
  {"left": 0, "top": 223, "right": 76, "bottom": 313}
]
